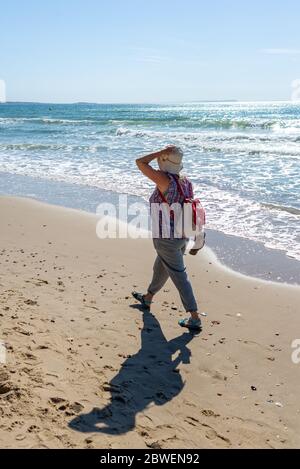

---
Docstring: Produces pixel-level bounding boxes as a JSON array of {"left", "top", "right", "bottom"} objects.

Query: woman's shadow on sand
[{"left": 69, "top": 306, "right": 199, "bottom": 435}]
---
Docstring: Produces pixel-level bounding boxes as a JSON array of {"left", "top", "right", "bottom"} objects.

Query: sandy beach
[{"left": 1, "top": 195, "right": 300, "bottom": 449}]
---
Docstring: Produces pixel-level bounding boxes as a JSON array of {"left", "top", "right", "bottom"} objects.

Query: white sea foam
[{"left": 0, "top": 150, "right": 299, "bottom": 261}]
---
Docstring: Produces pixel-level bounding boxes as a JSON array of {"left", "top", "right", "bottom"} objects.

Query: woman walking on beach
[{"left": 132, "top": 146, "right": 202, "bottom": 331}]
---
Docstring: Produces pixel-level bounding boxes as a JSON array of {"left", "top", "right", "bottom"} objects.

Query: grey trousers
[{"left": 147, "top": 238, "right": 198, "bottom": 313}]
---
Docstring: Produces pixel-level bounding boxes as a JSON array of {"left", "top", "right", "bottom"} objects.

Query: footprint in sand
[
  {"left": 12, "top": 326, "right": 32, "bottom": 336},
  {"left": 0, "top": 373, "right": 22, "bottom": 399},
  {"left": 28, "top": 425, "right": 40, "bottom": 433},
  {"left": 146, "top": 441, "right": 162, "bottom": 449},
  {"left": 49, "top": 397, "right": 84, "bottom": 416},
  {"left": 24, "top": 299, "right": 38, "bottom": 306},
  {"left": 201, "top": 409, "right": 220, "bottom": 417}
]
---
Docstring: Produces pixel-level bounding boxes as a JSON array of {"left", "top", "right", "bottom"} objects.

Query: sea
[{"left": 0, "top": 101, "right": 299, "bottom": 263}]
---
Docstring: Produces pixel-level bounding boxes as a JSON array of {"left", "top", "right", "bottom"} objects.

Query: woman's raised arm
[{"left": 135, "top": 146, "right": 175, "bottom": 192}]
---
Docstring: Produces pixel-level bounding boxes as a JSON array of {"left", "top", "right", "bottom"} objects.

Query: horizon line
[{"left": 1, "top": 99, "right": 298, "bottom": 105}]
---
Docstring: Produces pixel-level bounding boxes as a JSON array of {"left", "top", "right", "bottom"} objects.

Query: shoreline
[
  {"left": 0, "top": 171, "right": 299, "bottom": 285},
  {"left": 3, "top": 194, "right": 299, "bottom": 290},
  {"left": 1, "top": 195, "right": 300, "bottom": 448}
]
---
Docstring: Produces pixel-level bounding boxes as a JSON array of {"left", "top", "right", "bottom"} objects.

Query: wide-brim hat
[{"left": 158, "top": 149, "right": 183, "bottom": 175}]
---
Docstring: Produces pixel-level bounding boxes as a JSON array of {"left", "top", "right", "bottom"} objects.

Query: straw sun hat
[{"left": 158, "top": 146, "right": 183, "bottom": 175}]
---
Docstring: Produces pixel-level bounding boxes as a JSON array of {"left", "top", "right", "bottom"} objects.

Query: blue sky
[{"left": 1, "top": 0, "right": 300, "bottom": 102}]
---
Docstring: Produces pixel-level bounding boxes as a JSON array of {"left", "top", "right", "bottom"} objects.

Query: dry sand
[{"left": 0, "top": 195, "right": 300, "bottom": 449}]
